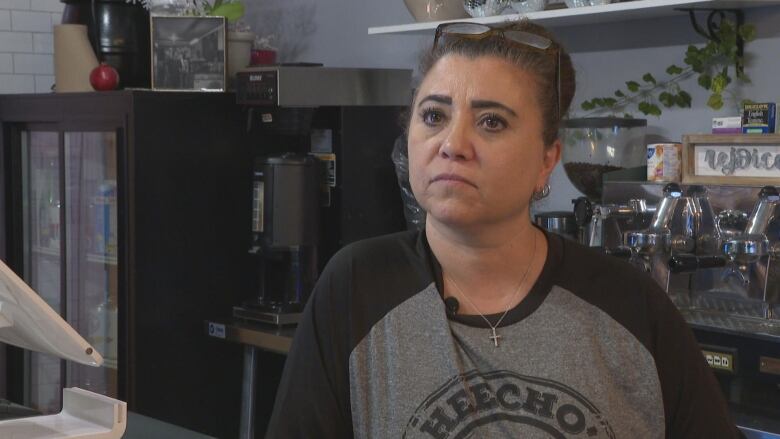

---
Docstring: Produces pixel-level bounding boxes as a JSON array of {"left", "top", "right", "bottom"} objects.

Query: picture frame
[
  {"left": 682, "top": 134, "right": 780, "bottom": 185},
  {"left": 150, "top": 15, "right": 226, "bottom": 91}
]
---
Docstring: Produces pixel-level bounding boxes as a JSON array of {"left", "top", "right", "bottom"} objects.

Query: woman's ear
[{"left": 539, "top": 139, "right": 561, "bottom": 183}]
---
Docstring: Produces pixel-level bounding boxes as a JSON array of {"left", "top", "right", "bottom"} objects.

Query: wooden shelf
[
  {"left": 103, "top": 357, "right": 118, "bottom": 370},
  {"left": 31, "top": 245, "right": 60, "bottom": 257},
  {"left": 32, "top": 247, "right": 117, "bottom": 266},
  {"left": 368, "top": 0, "right": 780, "bottom": 35}
]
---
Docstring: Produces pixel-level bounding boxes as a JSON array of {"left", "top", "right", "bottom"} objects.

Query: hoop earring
[{"left": 532, "top": 183, "right": 551, "bottom": 201}]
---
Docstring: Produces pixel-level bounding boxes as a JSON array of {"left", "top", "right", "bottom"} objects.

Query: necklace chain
[{"left": 445, "top": 231, "right": 537, "bottom": 347}]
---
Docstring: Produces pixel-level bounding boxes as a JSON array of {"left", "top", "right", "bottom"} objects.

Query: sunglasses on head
[{"left": 433, "top": 22, "right": 561, "bottom": 122}]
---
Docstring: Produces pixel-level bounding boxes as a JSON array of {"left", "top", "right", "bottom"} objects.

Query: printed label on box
[
  {"left": 742, "top": 102, "right": 776, "bottom": 133},
  {"left": 647, "top": 143, "right": 682, "bottom": 182},
  {"left": 712, "top": 116, "right": 742, "bottom": 129}
]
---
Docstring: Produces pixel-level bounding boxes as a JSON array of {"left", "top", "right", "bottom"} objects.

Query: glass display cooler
[{"left": 0, "top": 91, "right": 253, "bottom": 438}]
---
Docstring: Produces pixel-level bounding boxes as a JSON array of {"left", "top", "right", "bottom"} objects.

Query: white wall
[
  {"left": 244, "top": 0, "right": 780, "bottom": 210},
  {"left": 0, "top": 0, "right": 63, "bottom": 94}
]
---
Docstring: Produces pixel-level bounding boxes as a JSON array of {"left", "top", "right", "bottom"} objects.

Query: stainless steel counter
[
  {"left": 734, "top": 410, "right": 780, "bottom": 438},
  {"left": 741, "top": 426, "right": 780, "bottom": 439},
  {"left": 205, "top": 320, "right": 295, "bottom": 354}
]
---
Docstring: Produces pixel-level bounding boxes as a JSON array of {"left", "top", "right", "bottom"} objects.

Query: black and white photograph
[{"left": 151, "top": 16, "right": 226, "bottom": 91}]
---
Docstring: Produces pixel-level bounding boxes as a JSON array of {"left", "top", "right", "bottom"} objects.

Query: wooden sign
[{"left": 682, "top": 134, "right": 780, "bottom": 185}]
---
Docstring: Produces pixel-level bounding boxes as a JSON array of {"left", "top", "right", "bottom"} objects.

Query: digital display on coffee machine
[{"left": 236, "top": 70, "right": 278, "bottom": 106}]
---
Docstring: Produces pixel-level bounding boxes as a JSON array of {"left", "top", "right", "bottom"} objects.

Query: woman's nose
[{"left": 439, "top": 117, "right": 475, "bottom": 161}]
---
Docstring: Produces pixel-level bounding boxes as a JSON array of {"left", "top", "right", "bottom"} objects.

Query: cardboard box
[
  {"left": 713, "top": 116, "right": 742, "bottom": 129},
  {"left": 742, "top": 102, "right": 776, "bottom": 134},
  {"left": 647, "top": 143, "right": 682, "bottom": 182}
]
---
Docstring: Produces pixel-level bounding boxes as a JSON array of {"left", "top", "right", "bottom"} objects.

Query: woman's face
[{"left": 408, "top": 54, "right": 560, "bottom": 229}]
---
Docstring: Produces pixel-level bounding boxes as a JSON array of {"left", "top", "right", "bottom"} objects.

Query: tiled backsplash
[{"left": 0, "top": 0, "right": 63, "bottom": 94}]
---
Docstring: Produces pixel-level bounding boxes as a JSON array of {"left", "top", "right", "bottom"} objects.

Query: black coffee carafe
[{"left": 240, "top": 153, "right": 320, "bottom": 324}]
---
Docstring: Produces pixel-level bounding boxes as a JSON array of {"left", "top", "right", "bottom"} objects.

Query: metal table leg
[{"left": 239, "top": 345, "right": 258, "bottom": 439}]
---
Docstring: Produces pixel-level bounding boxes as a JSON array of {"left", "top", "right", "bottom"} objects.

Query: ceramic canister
[{"left": 54, "top": 24, "right": 99, "bottom": 92}]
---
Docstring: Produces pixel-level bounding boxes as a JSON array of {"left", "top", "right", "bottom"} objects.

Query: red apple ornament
[{"left": 90, "top": 63, "right": 120, "bottom": 91}]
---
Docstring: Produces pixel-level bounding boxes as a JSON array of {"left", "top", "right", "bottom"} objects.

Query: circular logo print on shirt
[{"left": 403, "top": 369, "right": 615, "bottom": 439}]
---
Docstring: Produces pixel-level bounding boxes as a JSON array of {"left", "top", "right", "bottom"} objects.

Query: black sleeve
[
  {"left": 265, "top": 250, "right": 354, "bottom": 439},
  {"left": 648, "top": 285, "right": 742, "bottom": 438}
]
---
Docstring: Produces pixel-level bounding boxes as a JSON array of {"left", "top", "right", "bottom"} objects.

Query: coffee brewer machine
[
  {"left": 236, "top": 154, "right": 321, "bottom": 324},
  {"left": 593, "top": 181, "right": 780, "bottom": 432},
  {"left": 232, "top": 66, "right": 412, "bottom": 325}
]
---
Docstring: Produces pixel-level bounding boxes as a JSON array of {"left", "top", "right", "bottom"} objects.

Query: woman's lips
[{"left": 431, "top": 173, "right": 476, "bottom": 188}]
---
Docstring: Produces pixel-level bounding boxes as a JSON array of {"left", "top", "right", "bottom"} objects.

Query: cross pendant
[{"left": 489, "top": 327, "right": 501, "bottom": 347}]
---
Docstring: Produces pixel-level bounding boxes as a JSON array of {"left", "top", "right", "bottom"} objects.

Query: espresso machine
[
  {"left": 231, "top": 66, "right": 412, "bottom": 325},
  {"left": 593, "top": 181, "right": 780, "bottom": 432}
]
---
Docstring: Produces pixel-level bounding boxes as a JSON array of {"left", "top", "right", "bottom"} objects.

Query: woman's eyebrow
[
  {"left": 416, "top": 95, "right": 518, "bottom": 117},
  {"left": 471, "top": 100, "right": 517, "bottom": 117},
  {"left": 417, "top": 94, "right": 451, "bottom": 107}
]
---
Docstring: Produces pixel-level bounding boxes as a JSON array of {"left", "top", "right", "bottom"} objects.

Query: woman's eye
[
  {"left": 479, "top": 114, "right": 507, "bottom": 131},
  {"left": 420, "top": 108, "right": 446, "bottom": 126}
]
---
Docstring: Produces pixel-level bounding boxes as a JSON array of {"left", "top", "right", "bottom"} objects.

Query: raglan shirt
[{"left": 266, "top": 228, "right": 742, "bottom": 438}]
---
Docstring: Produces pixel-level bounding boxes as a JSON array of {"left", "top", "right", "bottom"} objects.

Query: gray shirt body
[{"left": 267, "top": 230, "right": 739, "bottom": 439}]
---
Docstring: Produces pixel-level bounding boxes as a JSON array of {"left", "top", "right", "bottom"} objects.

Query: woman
[{"left": 267, "top": 20, "right": 740, "bottom": 438}]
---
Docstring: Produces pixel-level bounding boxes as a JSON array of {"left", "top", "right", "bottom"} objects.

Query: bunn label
[
  {"left": 311, "top": 153, "right": 337, "bottom": 187},
  {"left": 208, "top": 322, "right": 226, "bottom": 339},
  {"left": 702, "top": 350, "right": 734, "bottom": 373},
  {"left": 252, "top": 180, "right": 264, "bottom": 233}
]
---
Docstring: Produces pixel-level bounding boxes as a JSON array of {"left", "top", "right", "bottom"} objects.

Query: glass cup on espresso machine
[{"left": 235, "top": 153, "right": 321, "bottom": 325}]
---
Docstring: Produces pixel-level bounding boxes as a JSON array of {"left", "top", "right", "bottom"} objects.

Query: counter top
[
  {"left": 125, "top": 412, "right": 217, "bottom": 439},
  {"left": 734, "top": 409, "right": 780, "bottom": 438}
]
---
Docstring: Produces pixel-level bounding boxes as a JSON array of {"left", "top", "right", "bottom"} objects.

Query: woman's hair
[{"left": 410, "top": 20, "right": 576, "bottom": 146}]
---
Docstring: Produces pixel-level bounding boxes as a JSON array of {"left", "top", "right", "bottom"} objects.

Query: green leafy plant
[
  {"left": 579, "top": 19, "right": 756, "bottom": 117},
  {"left": 198, "top": 0, "right": 245, "bottom": 22},
  {"left": 125, "top": 0, "right": 245, "bottom": 21}
]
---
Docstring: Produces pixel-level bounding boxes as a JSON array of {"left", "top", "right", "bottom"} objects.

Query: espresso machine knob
[
  {"left": 572, "top": 197, "right": 593, "bottom": 227},
  {"left": 663, "top": 182, "right": 683, "bottom": 197}
]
